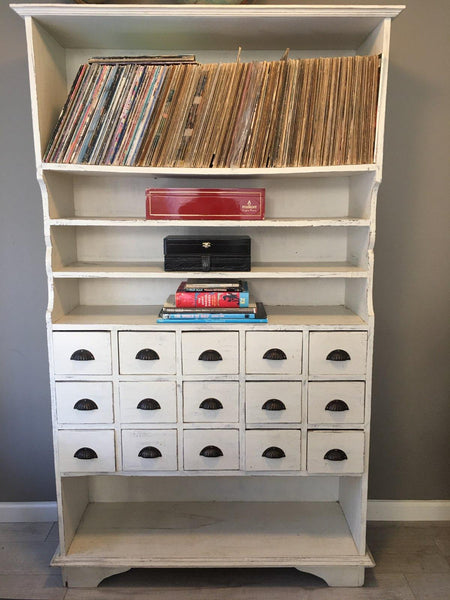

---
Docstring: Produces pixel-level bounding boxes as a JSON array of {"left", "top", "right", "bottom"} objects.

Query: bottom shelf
[{"left": 53, "top": 501, "right": 373, "bottom": 568}]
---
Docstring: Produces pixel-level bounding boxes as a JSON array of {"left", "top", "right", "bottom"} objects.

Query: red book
[
  {"left": 175, "top": 281, "right": 249, "bottom": 307},
  {"left": 146, "top": 188, "right": 265, "bottom": 220}
]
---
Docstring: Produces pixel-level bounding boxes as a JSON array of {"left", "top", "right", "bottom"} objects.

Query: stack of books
[{"left": 157, "top": 280, "right": 267, "bottom": 323}]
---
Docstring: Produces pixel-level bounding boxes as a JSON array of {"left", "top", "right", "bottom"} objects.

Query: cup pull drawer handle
[
  {"left": 262, "top": 399, "right": 286, "bottom": 411},
  {"left": 198, "top": 349, "right": 222, "bottom": 361},
  {"left": 200, "top": 445, "right": 223, "bottom": 458},
  {"left": 70, "top": 349, "right": 95, "bottom": 361},
  {"left": 199, "top": 398, "right": 223, "bottom": 410},
  {"left": 137, "top": 398, "right": 161, "bottom": 411},
  {"left": 324, "top": 449, "right": 348, "bottom": 461},
  {"left": 263, "top": 348, "right": 287, "bottom": 360},
  {"left": 325, "top": 399, "right": 349, "bottom": 412},
  {"left": 326, "top": 349, "right": 351, "bottom": 361},
  {"left": 262, "top": 446, "right": 286, "bottom": 459},
  {"left": 138, "top": 446, "right": 162, "bottom": 459},
  {"left": 135, "top": 348, "right": 159, "bottom": 361},
  {"left": 74, "top": 447, "right": 98, "bottom": 460},
  {"left": 73, "top": 398, "right": 98, "bottom": 411}
]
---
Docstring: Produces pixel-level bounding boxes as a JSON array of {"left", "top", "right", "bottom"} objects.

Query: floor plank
[
  {"left": 0, "top": 574, "right": 65, "bottom": 600},
  {"left": 405, "top": 573, "right": 450, "bottom": 600},
  {"left": 0, "top": 522, "right": 53, "bottom": 543}
]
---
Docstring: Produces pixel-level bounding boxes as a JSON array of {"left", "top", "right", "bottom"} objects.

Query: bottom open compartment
[{"left": 54, "top": 474, "right": 373, "bottom": 587}]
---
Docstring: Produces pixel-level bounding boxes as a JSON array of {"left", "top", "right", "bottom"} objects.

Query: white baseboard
[
  {"left": 0, "top": 500, "right": 449, "bottom": 523},
  {"left": 367, "top": 500, "right": 450, "bottom": 521},
  {"left": 0, "top": 502, "right": 58, "bottom": 522}
]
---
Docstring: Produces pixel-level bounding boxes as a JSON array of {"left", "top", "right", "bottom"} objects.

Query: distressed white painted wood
[
  {"left": 122, "top": 429, "right": 178, "bottom": 471},
  {"left": 307, "top": 381, "right": 365, "bottom": 425},
  {"left": 245, "top": 331, "right": 303, "bottom": 374},
  {"left": 119, "top": 381, "right": 177, "bottom": 424},
  {"left": 57, "top": 430, "right": 115, "bottom": 473},
  {"left": 52, "top": 331, "right": 112, "bottom": 375},
  {"left": 118, "top": 331, "right": 177, "bottom": 375},
  {"left": 183, "top": 429, "right": 239, "bottom": 470},
  {"left": 307, "top": 430, "right": 365, "bottom": 474},
  {"left": 11, "top": 2, "right": 403, "bottom": 588},
  {"left": 309, "top": 331, "right": 368, "bottom": 376},
  {"left": 183, "top": 381, "right": 239, "bottom": 423},
  {"left": 245, "top": 430, "right": 301, "bottom": 471},
  {"left": 246, "top": 381, "right": 302, "bottom": 424},
  {"left": 181, "top": 331, "right": 239, "bottom": 375},
  {"left": 55, "top": 381, "right": 113, "bottom": 424}
]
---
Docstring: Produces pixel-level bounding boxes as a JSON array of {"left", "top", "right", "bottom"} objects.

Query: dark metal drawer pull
[
  {"left": 74, "top": 447, "right": 98, "bottom": 460},
  {"left": 70, "top": 349, "right": 95, "bottom": 361},
  {"left": 200, "top": 445, "right": 223, "bottom": 458},
  {"left": 138, "top": 446, "right": 162, "bottom": 459},
  {"left": 199, "top": 398, "right": 223, "bottom": 410},
  {"left": 135, "top": 348, "right": 159, "bottom": 361},
  {"left": 262, "top": 446, "right": 286, "bottom": 459},
  {"left": 198, "top": 349, "right": 222, "bottom": 361},
  {"left": 324, "top": 449, "right": 348, "bottom": 461},
  {"left": 73, "top": 398, "right": 98, "bottom": 411},
  {"left": 326, "top": 349, "right": 351, "bottom": 361},
  {"left": 263, "top": 348, "right": 287, "bottom": 360},
  {"left": 325, "top": 399, "right": 349, "bottom": 412},
  {"left": 262, "top": 399, "right": 286, "bottom": 411},
  {"left": 137, "top": 398, "right": 161, "bottom": 411}
]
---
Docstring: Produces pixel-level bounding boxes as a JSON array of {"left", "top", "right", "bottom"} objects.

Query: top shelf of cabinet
[
  {"left": 12, "top": 5, "right": 404, "bottom": 51},
  {"left": 41, "top": 163, "right": 378, "bottom": 179}
]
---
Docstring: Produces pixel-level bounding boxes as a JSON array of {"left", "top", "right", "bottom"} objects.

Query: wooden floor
[{"left": 0, "top": 521, "right": 448, "bottom": 599}]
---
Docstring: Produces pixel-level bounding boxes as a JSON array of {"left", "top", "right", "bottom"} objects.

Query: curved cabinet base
[
  {"left": 296, "top": 565, "right": 366, "bottom": 587},
  {"left": 61, "top": 566, "right": 131, "bottom": 588}
]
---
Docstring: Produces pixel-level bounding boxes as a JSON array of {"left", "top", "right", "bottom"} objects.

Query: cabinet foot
[
  {"left": 62, "top": 566, "right": 130, "bottom": 588},
  {"left": 296, "top": 565, "right": 365, "bottom": 587}
]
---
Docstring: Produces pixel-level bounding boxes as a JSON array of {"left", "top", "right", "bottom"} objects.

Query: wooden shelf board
[
  {"left": 52, "top": 501, "right": 372, "bottom": 567},
  {"left": 41, "top": 163, "right": 377, "bottom": 178},
  {"left": 52, "top": 304, "right": 365, "bottom": 327},
  {"left": 53, "top": 262, "right": 368, "bottom": 279},
  {"left": 50, "top": 217, "right": 370, "bottom": 228}
]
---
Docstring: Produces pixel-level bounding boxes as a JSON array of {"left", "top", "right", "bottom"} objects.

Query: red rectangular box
[{"left": 146, "top": 188, "right": 265, "bottom": 220}]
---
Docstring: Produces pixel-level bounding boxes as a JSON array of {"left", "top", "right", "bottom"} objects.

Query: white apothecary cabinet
[{"left": 12, "top": 3, "right": 403, "bottom": 588}]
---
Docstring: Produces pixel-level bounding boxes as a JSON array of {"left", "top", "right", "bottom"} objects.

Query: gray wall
[{"left": 0, "top": 0, "right": 448, "bottom": 502}]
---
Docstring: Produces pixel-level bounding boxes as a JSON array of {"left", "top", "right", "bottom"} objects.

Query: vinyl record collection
[{"left": 43, "top": 53, "right": 381, "bottom": 168}]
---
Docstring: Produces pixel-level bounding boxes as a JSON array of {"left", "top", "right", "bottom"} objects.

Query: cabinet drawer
[
  {"left": 183, "top": 429, "right": 239, "bottom": 470},
  {"left": 122, "top": 429, "right": 177, "bottom": 471},
  {"left": 182, "top": 332, "right": 239, "bottom": 375},
  {"left": 309, "top": 332, "right": 368, "bottom": 376},
  {"left": 308, "top": 381, "right": 365, "bottom": 424},
  {"left": 52, "top": 332, "right": 111, "bottom": 375},
  {"left": 118, "top": 331, "right": 176, "bottom": 374},
  {"left": 119, "top": 382, "right": 177, "bottom": 423},
  {"left": 183, "top": 381, "right": 239, "bottom": 423},
  {"left": 55, "top": 381, "right": 113, "bottom": 424},
  {"left": 307, "top": 430, "right": 365, "bottom": 474},
  {"left": 246, "top": 331, "right": 302, "bottom": 374},
  {"left": 57, "top": 429, "right": 115, "bottom": 473},
  {"left": 245, "top": 381, "right": 301, "bottom": 424},
  {"left": 245, "top": 430, "right": 301, "bottom": 471}
]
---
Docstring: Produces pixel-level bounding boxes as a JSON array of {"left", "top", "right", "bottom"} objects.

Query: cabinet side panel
[
  {"left": 60, "top": 476, "right": 89, "bottom": 554},
  {"left": 25, "top": 18, "right": 67, "bottom": 165},
  {"left": 339, "top": 476, "right": 367, "bottom": 554},
  {"left": 357, "top": 19, "right": 392, "bottom": 170}
]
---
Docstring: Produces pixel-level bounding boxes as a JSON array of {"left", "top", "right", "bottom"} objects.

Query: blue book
[{"left": 157, "top": 303, "right": 267, "bottom": 324}]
